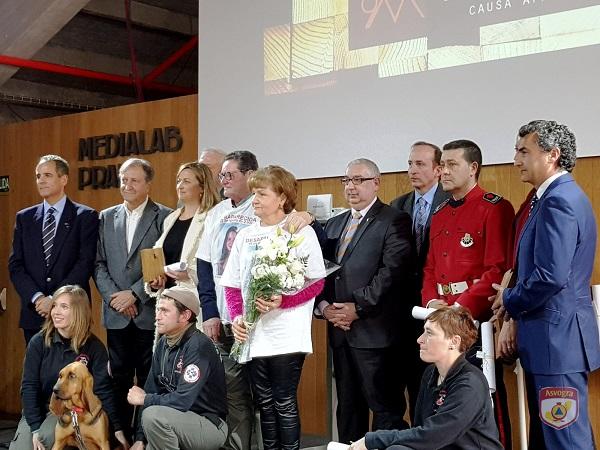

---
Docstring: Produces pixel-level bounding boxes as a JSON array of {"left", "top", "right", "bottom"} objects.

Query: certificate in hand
[{"left": 140, "top": 248, "right": 166, "bottom": 282}]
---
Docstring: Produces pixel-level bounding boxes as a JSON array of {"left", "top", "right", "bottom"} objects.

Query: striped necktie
[
  {"left": 337, "top": 211, "right": 362, "bottom": 262},
  {"left": 529, "top": 193, "right": 539, "bottom": 212},
  {"left": 42, "top": 206, "right": 57, "bottom": 266},
  {"left": 414, "top": 197, "right": 427, "bottom": 254}
]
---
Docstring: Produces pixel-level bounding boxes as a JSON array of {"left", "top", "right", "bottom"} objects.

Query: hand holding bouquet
[{"left": 230, "top": 227, "right": 308, "bottom": 362}]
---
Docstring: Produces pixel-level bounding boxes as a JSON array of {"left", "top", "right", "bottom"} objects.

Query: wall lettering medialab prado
[{"left": 77, "top": 126, "right": 183, "bottom": 190}]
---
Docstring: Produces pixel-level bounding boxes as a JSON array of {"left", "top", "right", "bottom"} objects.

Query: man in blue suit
[
  {"left": 493, "top": 120, "right": 600, "bottom": 449},
  {"left": 8, "top": 155, "right": 99, "bottom": 344}
]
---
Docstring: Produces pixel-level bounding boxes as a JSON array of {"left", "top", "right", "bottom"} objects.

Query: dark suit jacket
[
  {"left": 504, "top": 174, "right": 600, "bottom": 374},
  {"left": 8, "top": 198, "right": 99, "bottom": 329},
  {"left": 320, "top": 198, "right": 414, "bottom": 349},
  {"left": 94, "top": 199, "right": 171, "bottom": 330},
  {"left": 390, "top": 183, "right": 450, "bottom": 273}
]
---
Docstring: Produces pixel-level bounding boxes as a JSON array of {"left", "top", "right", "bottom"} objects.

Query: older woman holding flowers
[{"left": 220, "top": 165, "right": 326, "bottom": 450}]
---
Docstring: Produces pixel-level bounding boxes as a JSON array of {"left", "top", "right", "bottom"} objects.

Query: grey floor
[{"left": 0, "top": 420, "right": 328, "bottom": 450}]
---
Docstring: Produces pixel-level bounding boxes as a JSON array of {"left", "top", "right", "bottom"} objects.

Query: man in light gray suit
[
  {"left": 94, "top": 158, "right": 171, "bottom": 441},
  {"left": 390, "top": 141, "right": 450, "bottom": 423}
]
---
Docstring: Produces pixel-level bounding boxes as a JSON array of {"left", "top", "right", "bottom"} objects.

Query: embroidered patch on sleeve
[
  {"left": 539, "top": 387, "right": 579, "bottom": 430},
  {"left": 183, "top": 364, "right": 201, "bottom": 383}
]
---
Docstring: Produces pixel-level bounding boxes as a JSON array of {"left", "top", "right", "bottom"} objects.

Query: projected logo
[{"left": 264, "top": 0, "right": 600, "bottom": 95}]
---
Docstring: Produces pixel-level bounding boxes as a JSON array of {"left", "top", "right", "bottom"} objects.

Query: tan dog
[{"left": 49, "top": 361, "right": 110, "bottom": 450}]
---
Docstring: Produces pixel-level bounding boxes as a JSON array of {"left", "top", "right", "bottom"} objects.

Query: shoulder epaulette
[
  {"left": 483, "top": 192, "right": 503, "bottom": 204},
  {"left": 432, "top": 199, "right": 450, "bottom": 214}
]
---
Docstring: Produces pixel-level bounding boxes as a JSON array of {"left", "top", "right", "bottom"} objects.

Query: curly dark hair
[{"left": 518, "top": 120, "right": 577, "bottom": 172}]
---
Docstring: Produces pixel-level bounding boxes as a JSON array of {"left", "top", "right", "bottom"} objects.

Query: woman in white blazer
[{"left": 146, "top": 162, "right": 221, "bottom": 320}]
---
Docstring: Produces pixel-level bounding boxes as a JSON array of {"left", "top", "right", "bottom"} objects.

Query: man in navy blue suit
[
  {"left": 493, "top": 120, "right": 600, "bottom": 449},
  {"left": 8, "top": 155, "right": 99, "bottom": 344}
]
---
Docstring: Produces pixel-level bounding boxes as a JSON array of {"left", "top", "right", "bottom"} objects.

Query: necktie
[
  {"left": 529, "top": 193, "right": 539, "bottom": 212},
  {"left": 337, "top": 211, "right": 362, "bottom": 262},
  {"left": 42, "top": 206, "right": 57, "bottom": 266},
  {"left": 414, "top": 197, "right": 427, "bottom": 254}
]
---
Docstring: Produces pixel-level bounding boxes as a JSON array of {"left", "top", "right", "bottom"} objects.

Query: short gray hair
[
  {"left": 346, "top": 158, "right": 381, "bottom": 177},
  {"left": 119, "top": 158, "right": 154, "bottom": 182},
  {"left": 38, "top": 155, "right": 69, "bottom": 176}
]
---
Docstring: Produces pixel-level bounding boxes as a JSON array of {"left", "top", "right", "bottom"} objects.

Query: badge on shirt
[
  {"left": 539, "top": 387, "right": 579, "bottom": 430},
  {"left": 432, "top": 389, "right": 447, "bottom": 413},
  {"left": 175, "top": 355, "right": 184, "bottom": 374},
  {"left": 183, "top": 364, "right": 201, "bottom": 383},
  {"left": 460, "top": 233, "right": 474, "bottom": 248}
]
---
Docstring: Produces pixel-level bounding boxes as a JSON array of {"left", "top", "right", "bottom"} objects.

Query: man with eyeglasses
[
  {"left": 421, "top": 140, "right": 514, "bottom": 448},
  {"left": 128, "top": 286, "right": 227, "bottom": 450},
  {"left": 316, "top": 158, "right": 415, "bottom": 444},
  {"left": 196, "top": 150, "right": 323, "bottom": 450}
]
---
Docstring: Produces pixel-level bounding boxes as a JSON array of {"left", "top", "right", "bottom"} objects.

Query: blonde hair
[
  {"left": 177, "top": 162, "right": 221, "bottom": 212},
  {"left": 42, "top": 285, "right": 92, "bottom": 353}
]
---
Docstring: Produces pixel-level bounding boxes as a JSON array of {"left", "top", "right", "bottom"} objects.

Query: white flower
[
  {"left": 293, "top": 274, "right": 305, "bottom": 288},
  {"left": 289, "top": 259, "right": 304, "bottom": 274},
  {"left": 266, "top": 247, "right": 278, "bottom": 261},
  {"left": 275, "top": 264, "right": 288, "bottom": 277},
  {"left": 255, "top": 264, "right": 270, "bottom": 278}
]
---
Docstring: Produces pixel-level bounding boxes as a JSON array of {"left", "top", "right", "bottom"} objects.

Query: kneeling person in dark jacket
[
  {"left": 128, "top": 286, "right": 227, "bottom": 450},
  {"left": 350, "top": 307, "right": 502, "bottom": 450}
]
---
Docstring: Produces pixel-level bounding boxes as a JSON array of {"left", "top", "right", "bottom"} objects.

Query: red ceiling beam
[
  {"left": 0, "top": 54, "right": 195, "bottom": 96},
  {"left": 143, "top": 35, "right": 198, "bottom": 83}
]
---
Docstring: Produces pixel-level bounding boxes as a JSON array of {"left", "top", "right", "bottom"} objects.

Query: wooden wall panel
[
  {"left": 296, "top": 160, "right": 600, "bottom": 444},
  {"left": 0, "top": 95, "right": 198, "bottom": 415},
  {"left": 1, "top": 96, "right": 599, "bottom": 445}
]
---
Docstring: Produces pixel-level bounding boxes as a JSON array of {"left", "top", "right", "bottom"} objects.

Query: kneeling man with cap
[{"left": 128, "top": 286, "right": 227, "bottom": 450}]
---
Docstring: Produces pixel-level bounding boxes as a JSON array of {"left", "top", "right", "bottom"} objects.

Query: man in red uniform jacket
[{"left": 421, "top": 139, "right": 514, "bottom": 448}]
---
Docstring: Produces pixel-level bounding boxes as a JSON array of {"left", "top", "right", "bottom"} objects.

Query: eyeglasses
[
  {"left": 340, "top": 176, "right": 377, "bottom": 186},
  {"left": 218, "top": 170, "right": 246, "bottom": 182}
]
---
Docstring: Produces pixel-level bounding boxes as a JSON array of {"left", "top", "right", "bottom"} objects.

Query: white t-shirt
[
  {"left": 220, "top": 219, "right": 326, "bottom": 360},
  {"left": 196, "top": 196, "right": 257, "bottom": 323}
]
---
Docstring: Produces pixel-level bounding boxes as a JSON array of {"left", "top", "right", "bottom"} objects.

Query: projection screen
[{"left": 199, "top": 0, "right": 600, "bottom": 178}]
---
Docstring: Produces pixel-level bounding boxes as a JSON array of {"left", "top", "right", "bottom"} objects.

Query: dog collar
[{"left": 71, "top": 406, "right": 85, "bottom": 414}]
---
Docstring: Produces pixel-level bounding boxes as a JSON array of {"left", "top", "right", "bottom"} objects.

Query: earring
[{"left": 449, "top": 345, "right": 455, "bottom": 350}]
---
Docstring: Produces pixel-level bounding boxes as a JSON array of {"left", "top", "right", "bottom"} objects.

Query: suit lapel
[
  {"left": 402, "top": 192, "right": 414, "bottom": 215},
  {"left": 47, "top": 198, "right": 75, "bottom": 270},
  {"left": 428, "top": 184, "right": 447, "bottom": 227},
  {"left": 128, "top": 200, "right": 158, "bottom": 260},
  {"left": 517, "top": 174, "right": 573, "bottom": 256},
  {"left": 340, "top": 199, "right": 382, "bottom": 264},
  {"left": 33, "top": 203, "right": 45, "bottom": 261},
  {"left": 113, "top": 205, "right": 129, "bottom": 258}
]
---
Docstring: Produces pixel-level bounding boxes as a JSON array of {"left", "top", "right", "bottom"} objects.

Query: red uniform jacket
[{"left": 421, "top": 184, "right": 515, "bottom": 320}]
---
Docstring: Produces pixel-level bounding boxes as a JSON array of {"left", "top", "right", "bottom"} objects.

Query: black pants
[
  {"left": 332, "top": 343, "right": 409, "bottom": 444},
  {"left": 248, "top": 353, "right": 305, "bottom": 450},
  {"left": 107, "top": 321, "right": 154, "bottom": 439}
]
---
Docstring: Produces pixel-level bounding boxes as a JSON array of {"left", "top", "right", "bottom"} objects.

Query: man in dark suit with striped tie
[
  {"left": 390, "top": 141, "right": 450, "bottom": 421},
  {"left": 9, "top": 155, "right": 99, "bottom": 344},
  {"left": 317, "top": 158, "right": 415, "bottom": 444}
]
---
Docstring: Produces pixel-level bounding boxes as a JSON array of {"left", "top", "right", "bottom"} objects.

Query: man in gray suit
[
  {"left": 390, "top": 141, "right": 450, "bottom": 422},
  {"left": 94, "top": 158, "right": 171, "bottom": 440}
]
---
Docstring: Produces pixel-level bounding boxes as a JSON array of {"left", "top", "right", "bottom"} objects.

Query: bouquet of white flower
[{"left": 230, "top": 226, "right": 308, "bottom": 361}]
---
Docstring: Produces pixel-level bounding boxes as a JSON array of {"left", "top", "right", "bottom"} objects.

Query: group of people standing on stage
[{"left": 7, "top": 119, "right": 600, "bottom": 450}]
